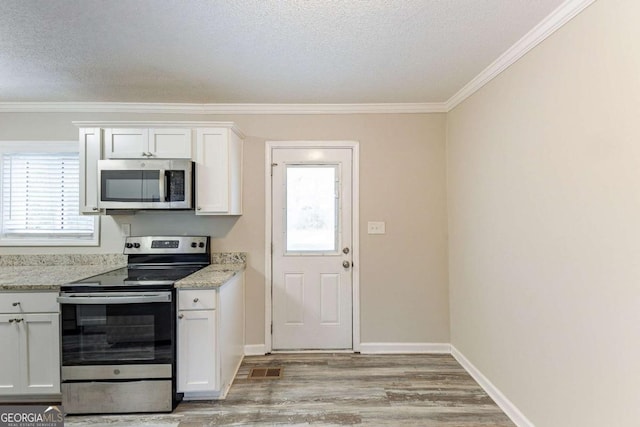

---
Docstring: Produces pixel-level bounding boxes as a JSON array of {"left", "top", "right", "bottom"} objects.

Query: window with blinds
[{"left": 1, "top": 151, "right": 97, "bottom": 245}]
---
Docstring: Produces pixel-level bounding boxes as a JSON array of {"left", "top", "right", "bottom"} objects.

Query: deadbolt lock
[{"left": 342, "top": 247, "right": 350, "bottom": 254}]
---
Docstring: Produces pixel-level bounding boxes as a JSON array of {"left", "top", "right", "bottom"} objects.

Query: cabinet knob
[
  {"left": 193, "top": 298, "right": 199, "bottom": 303},
  {"left": 178, "top": 314, "right": 184, "bottom": 319}
]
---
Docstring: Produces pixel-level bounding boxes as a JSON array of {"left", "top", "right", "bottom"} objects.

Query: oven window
[
  {"left": 61, "top": 302, "right": 173, "bottom": 365},
  {"left": 101, "top": 170, "right": 161, "bottom": 202}
]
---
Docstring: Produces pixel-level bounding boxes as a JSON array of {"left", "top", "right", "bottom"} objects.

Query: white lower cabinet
[
  {"left": 177, "top": 308, "right": 217, "bottom": 392},
  {"left": 177, "top": 272, "right": 244, "bottom": 399},
  {"left": 0, "top": 292, "right": 60, "bottom": 399}
]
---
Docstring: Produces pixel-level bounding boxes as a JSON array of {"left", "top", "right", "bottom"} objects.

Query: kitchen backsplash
[{"left": 210, "top": 252, "right": 247, "bottom": 264}]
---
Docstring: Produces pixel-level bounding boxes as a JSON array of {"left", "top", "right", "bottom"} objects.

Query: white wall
[
  {"left": 447, "top": 0, "right": 640, "bottom": 425},
  {"left": 0, "top": 112, "right": 449, "bottom": 348}
]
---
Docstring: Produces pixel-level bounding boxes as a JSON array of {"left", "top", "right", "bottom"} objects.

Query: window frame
[{"left": 0, "top": 141, "right": 99, "bottom": 247}]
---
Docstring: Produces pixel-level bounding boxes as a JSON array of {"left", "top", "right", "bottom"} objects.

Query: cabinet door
[
  {"left": 0, "top": 315, "right": 20, "bottom": 395},
  {"left": 177, "top": 310, "right": 217, "bottom": 392},
  {"left": 104, "top": 128, "right": 149, "bottom": 158},
  {"left": 195, "top": 128, "right": 230, "bottom": 214},
  {"left": 22, "top": 313, "right": 60, "bottom": 394},
  {"left": 79, "top": 128, "right": 102, "bottom": 214},
  {"left": 148, "top": 128, "right": 192, "bottom": 158}
]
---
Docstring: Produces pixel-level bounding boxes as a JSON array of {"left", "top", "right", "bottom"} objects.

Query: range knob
[
  {"left": 191, "top": 242, "right": 197, "bottom": 248},
  {"left": 198, "top": 242, "right": 205, "bottom": 248},
  {"left": 125, "top": 243, "right": 133, "bottom": 249},
  {"left": 133, "top": 243, "right": 141, "bottom": 248}
]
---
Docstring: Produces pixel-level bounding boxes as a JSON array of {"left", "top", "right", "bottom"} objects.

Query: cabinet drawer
[
  {"left": 178, "top": 289, "right": 216, "bottom": 311},
  {"left": 0, "top": 292, "right": 59, "bottom": 313}
]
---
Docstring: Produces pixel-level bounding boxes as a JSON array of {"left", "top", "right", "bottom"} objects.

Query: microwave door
[
  {"left": 99, "top": 169, "right": 163, "bottom": 208},
  {"left": 101, "top": 170, "right": 145, "bottom": 202},
  {"left": 139, "top": 170, "right": 162, "bottom": 204},
  {"left": 97, "top": 159, "right": 192, "bottom": 209}
]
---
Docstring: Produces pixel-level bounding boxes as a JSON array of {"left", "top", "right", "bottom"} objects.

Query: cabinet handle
[
  {"left": 197, "top": 207, "right": 202, "bottom": 211},
  {"left": 12, "top": 302, "right": 20, "bottom": 306},
  {"left": 178, "top": 314, "right": 184, "bottom": 319},
  {"left": 14, "top": 318, "right": 22, "bottom": 323},
  {"left": 92, "top": 207, "right": 99, "bottom": 211},
  {"left": 193, "top": 298, "right": 199, "bottom": 303},
  {"left": 9, "top": 319, "right": 14, "bottom": 323}
]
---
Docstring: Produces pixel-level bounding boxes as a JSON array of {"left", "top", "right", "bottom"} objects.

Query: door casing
[{"left": 265, "top": 141, "right": 360, "bottom": 353}]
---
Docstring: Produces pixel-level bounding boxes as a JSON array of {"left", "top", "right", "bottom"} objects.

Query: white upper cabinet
[
  {"left": 195, "top": 128, "right": 243, "bottom": 215},
  {"left": 104, "top": 128, "right": 192, "bottom": 159},
  {"left": 79, "top": 128, "right": 103, "bottom": 214},
  {"left": 74, "top": 121, "right": 244, "bottom": 216}
]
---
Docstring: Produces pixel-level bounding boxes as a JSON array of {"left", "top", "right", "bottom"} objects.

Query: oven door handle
[{"left": 57, "top": 292, "right": 172, "bottom": 305}]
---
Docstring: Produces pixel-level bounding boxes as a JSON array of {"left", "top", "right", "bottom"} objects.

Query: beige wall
[
  {"left": 0, "top": 112, "right": 449, "bottom": 347},
  {"left": 447, "top": 1, "right": 640, "bottom": 425}
]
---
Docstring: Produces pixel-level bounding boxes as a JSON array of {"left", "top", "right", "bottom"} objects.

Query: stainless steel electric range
[{"left": 58, "top": 235, "right": 210, "bottom": 414}]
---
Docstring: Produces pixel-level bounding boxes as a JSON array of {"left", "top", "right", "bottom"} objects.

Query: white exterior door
[{"left": 271, "top": 147, "right": 353, "bottom": 350}]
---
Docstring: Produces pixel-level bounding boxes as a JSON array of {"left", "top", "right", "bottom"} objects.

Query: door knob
[{"left": 342, "top": 261, "right": 351, "bottom": 268}]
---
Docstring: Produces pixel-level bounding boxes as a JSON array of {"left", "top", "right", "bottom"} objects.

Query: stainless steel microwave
[{"left": 97, "top": 159, "right": 193, "bottom": 210}]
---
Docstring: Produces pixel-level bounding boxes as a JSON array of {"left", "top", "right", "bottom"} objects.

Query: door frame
[{"left": 265, "top": 140, "right": 360, "bottom": 353}]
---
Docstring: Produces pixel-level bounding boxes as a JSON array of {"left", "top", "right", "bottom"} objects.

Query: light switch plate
[{"left": 367, "top": 221, "right": 386, "bottom": 234}]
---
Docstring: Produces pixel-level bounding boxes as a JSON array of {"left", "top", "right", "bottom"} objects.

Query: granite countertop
[
  {"left": 174, "top": 263, "right": 245, "bottom": 289},
  {"left": 0, "top": 253, "right": 126, "bottom": 291},
  {"left": 0, "top": 252, "right": 246, "bottom": 291},
  {"left": 0, "top": 264, "right": 125, "bottom": 291}
]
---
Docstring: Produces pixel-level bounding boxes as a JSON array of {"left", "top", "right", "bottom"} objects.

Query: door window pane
[{"left": 286, "top": 165, "right": 338, "bottom": 252}]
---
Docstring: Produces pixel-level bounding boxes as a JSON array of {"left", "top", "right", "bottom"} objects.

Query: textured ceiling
[{"left": 0, "top": 0, "right": 565, "bottom": 104}]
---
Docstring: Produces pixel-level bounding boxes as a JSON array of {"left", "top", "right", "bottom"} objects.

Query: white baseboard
[
  {"left": 450, "top": 345, "right": 534, "bottom": 427},
  {"left": 244, "top": 344, "right": 267, "bottom": 356},
  {"left": 359, "top": 342, "right": 451, "bottom": 354}
]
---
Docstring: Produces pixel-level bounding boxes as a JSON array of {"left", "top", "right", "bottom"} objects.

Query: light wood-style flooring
[{"left": 66, "top": 353, "right": 515, "bottom": 426}]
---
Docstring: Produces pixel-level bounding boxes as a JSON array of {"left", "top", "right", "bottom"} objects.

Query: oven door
[{"left": 58, "top": 291, "right": 175, "bottom": 366}]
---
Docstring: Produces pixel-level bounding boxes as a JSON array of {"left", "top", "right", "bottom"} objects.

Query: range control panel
[{"left": 124, "top": 235, "right": 209, "bottom": 254}]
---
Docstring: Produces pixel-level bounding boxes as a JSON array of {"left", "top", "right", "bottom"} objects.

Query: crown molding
[
  {"left": 71, "top": 120, "right": 246, "bottom": 138},
  {"left": 445, "top": 0, "right": 597, "bottom": 111},
  {"left": 0, "top": 102, "right": 447, "bottom": 114}
]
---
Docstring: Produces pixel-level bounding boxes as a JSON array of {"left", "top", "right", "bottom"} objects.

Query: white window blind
[{"left": 1, "top": 152, "right": 96, "bottom": 241}]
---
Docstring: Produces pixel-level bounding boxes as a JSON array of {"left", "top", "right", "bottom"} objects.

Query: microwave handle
[{"left": 159, "top": 169, "right": 166, "bottom": 202}]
